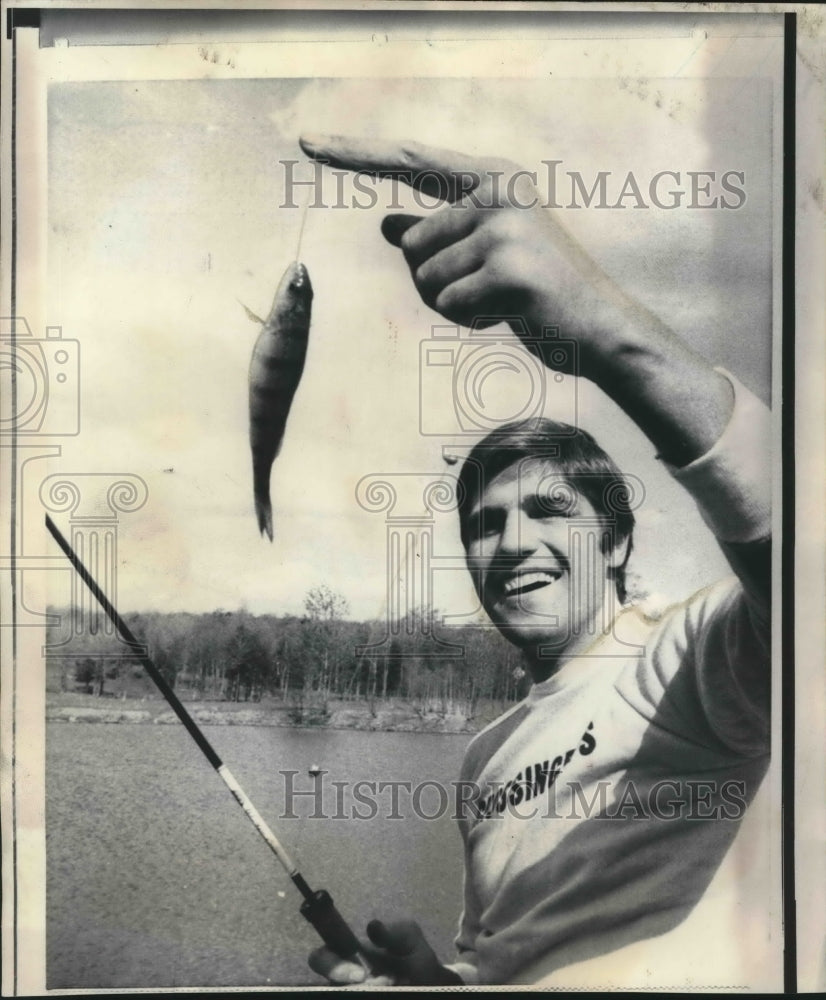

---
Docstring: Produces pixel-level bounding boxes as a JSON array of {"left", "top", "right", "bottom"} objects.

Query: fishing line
[
  {"left": 294, "top": 183, "right": 312, "bottom": 261},
  {"left": 45, "top": 513, "right": 371, "bottom": 974}
]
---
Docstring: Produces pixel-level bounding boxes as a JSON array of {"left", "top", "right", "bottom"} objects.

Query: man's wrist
[{"left": 582, "top": 316, "right": 735, "bottom": 467}]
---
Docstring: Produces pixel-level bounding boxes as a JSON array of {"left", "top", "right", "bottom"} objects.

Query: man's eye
[
  {"left": 481, "top": 512, "right": 505, "bottom": 537},
  {"left": 538, "top": 506, "right": 573, "bottom": 519},
  {"left": 467, "top": 513, "right": 501, "bottom": 540}
]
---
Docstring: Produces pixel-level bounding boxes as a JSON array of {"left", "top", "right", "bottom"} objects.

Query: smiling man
[
  {"left": 458, "top": 422, "right": 636, "bottom": 675},
  {"left": 300, "top": 135, "right": 772, "bottom": 988}
]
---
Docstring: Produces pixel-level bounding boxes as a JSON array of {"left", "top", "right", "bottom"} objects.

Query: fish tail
[
  {"left": 255, "top": 492, "right": 274, "bottom": 542},
  {"left": 253, "top": 467, "right": 274, "bottom": 542}
]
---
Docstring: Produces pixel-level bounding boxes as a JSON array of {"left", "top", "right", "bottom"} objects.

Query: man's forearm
[{"left": 585, "top": 306, "right": 735, "bottom": 468}]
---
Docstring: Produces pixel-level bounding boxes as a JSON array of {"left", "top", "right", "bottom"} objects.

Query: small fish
[{"left": 248, "top": 260, "right": 313, "bottom": 541}]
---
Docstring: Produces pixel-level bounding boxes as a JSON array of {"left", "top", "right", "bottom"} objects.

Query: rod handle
[{"left": 300, "top": 889, "right": 363, "bottom": 961}]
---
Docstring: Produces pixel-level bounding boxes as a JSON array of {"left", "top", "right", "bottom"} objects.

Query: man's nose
[{"left": 497, "top": 509, "right": 538, "bottom": 555}]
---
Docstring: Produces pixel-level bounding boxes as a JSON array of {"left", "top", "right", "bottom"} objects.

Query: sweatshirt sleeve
[
  {"left": 666, "top": 368, "right": 771, "bottom": 622},
  {"left": 442, "top": 745, "right": 488, "bottom": 984},
  {"left": 444, "top": 865, "right": 482, "bottom": 985},
  {"left": 667, "top": 368, "right": 771, "bottom": 547},
  {"left": 647, "top": 369, "right": 772, "bottom": 754}
]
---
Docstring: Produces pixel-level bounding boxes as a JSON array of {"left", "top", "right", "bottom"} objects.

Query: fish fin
[
  {"left": 255, "top": 495, "right": 274, "bottom": 542},
  {"left": 237, "top": 297, "right": 265, "bottom": 325}
]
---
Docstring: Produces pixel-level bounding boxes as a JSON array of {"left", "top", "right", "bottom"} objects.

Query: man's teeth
[{"left": 502, "top": 571, "right": 560, "bottom": 595}]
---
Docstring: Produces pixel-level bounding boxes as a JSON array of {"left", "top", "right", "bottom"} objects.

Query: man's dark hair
[{"left": 456, "top": 418, "right": 636, "bottom": 603}]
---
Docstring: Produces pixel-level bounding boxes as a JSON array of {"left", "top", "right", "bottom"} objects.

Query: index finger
[{"left": 298, "top": 133, "right": 500, "bottom": 202}]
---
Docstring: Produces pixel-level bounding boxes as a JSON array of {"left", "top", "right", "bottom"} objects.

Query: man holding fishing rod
[{"left": 298, "top": 135, "right": 771, "bottom": 987}]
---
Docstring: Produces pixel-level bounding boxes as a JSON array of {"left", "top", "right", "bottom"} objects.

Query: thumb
[
  {"left": 380, "top": 213, "right": 423, "bottom": 248},
  {"left": 366, "top": 918, "right": 425, "bottom": 957}
]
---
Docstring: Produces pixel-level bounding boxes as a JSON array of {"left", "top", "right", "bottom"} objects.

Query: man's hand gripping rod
[{"left": 45, "top": 513, "right": 371, "bottom": 974}]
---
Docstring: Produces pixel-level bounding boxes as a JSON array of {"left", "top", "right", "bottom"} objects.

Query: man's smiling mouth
[{"left": 500, "top": 570, "right": 562, "bottom": 598}]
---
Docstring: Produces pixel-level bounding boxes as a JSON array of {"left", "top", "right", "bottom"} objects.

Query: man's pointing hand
[{"left": 298, "top": 133, "right": 633, "bottom": 375}]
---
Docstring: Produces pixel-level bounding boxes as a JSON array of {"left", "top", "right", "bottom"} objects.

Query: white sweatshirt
[{"left": 448, "top": 372, "right": 773, "bottom": 987}]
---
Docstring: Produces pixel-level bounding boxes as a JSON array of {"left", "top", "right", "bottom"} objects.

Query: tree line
[{"left": 47, "top": 584, "right": 530, "bottom": 718}]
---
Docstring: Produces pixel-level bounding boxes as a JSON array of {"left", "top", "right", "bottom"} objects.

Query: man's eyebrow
[
  {"left": 466, "top": 501, "right": 503, "bottom": 524},
  {"left": 523, "top": 490, "right": 582, "bottom": 516},
  {"left": 467, "top": 492, "right": 583, "bottom": 524}
]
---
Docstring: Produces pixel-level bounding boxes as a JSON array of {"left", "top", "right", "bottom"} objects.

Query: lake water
[{"left": 47, "top": 723, "right": 471, "bottom": 988}]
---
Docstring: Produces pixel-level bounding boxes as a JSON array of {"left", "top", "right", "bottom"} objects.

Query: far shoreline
[{"left": 44, "top": 691, "right": 503, "bottom": 735}]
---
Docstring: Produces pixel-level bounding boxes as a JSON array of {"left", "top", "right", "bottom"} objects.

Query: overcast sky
[{"left": 42, "top": 32, "right": 779, "bottom": 622}]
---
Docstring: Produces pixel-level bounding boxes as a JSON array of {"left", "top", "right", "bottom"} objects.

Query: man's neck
[{"left": 524, "top": 589, "right": 622, "bottom": 684}]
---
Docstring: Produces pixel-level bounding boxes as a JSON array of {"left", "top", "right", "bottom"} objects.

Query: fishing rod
[{"left": 45, "top": 513, "right": 370, "bottom": 975}]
